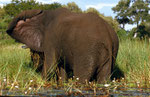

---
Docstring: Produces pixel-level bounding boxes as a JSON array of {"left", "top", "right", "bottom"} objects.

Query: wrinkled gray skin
[{"left": 6, "top": 8, "right": 119, "bottom": 83}]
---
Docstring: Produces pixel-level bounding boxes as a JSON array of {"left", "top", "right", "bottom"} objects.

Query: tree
[
  {"left": 135, "top": 23, "right": 150, "bottom": 39},
  {"left": 128, "top": 0, "right": 149, "bottom": 27},
  {"left": 39, "top": 3, "right": 62, "bottom": 10},
  {"left": 63, "top": 2, "right": 82, "bottom": 13},
  {"left": 3, "top": 0, "right": 62, "bottom": 17},
  {"left": 0, "top": 8, "right": 10, "bottom": 32},
  {"left": 112, "top": 0, "right": 130, "bottom": 29},
  {"left": 85, "top": 7, "right": 100, "bottom": 15},
  {"left": 85, "top": 7, "right": 105, "bottom": 17},
  {"left": 0, "top": 8, "right": 5, "bottom": 18},
  {"left": 3, "top": 0, "right": 40, "bottom": 17}
]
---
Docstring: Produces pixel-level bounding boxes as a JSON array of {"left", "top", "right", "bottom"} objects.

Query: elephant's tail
[{"left": 111, "top": 38, "right": 119, "bottom": 73}]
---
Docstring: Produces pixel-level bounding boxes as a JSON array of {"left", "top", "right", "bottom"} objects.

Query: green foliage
[
  {"left": 136, "top": 23, "right": 150, "bottom": 39},
  {"left": 113, "top": 0, "right": 150, "bottom": 38},
  {"left": 63, "top": 2, "right": 82, "bottom": 13},
  {"left": 85, "top": 7, "right": 101, "bottom": 15},
  {"left": 112, "top": 0, "right": 130, "bottom": 29},
  {"left": 40, "top": 3, "right": 62, "bottom": 10},
  {"left": 117, "top": 29, "right": 127, "bottom": 40},
  {"left": 113, "top": 0, "right": 150, "bottom": 27},
  {"left": 3, "top": 0, "right": 39, "bottom": 17},
  {"left": 127, "top": 28, "right": 135, "bottom": 38},
  {"left": 130, "top": 23, "right": 150, "bottom": 39},
  {"left": 0, "top": 8, "right": 11, "bottom": 33},
  {"left": 129, "top": 0, "right": 149, "bottom": 26},
  {"left": 0, "top": 15, "right": 11, "bottom": 30},
  {"left": 144, "top": 22, "right": 150, "bottom": 33},
  {"left": 3, "top": 0, "right": 62, "bottom": 17}
]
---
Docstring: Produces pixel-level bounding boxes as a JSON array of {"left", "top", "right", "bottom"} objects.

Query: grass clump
[
  {"left": 0, "top": 43, "right": 44, "bottom": 94},
  {"left": 116, "top": 39, "right": 150, "bottom": 87}
]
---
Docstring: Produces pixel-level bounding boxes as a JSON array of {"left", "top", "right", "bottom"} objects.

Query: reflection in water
[{"left": 1, "top": 87, "right": 150, "bottom": 96}]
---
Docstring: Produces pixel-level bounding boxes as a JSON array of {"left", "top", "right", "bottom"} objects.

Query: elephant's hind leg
[
  {"left": 73, "top": 55, "right": 97, "bottom": 83},
  {"left": 96, "top": 45, "right": 112, "bottom": 83}
]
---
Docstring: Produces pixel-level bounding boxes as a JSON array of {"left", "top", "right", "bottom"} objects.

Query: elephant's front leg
[{"left": 42, "top": 49, "right": 58, "bottom": 80}]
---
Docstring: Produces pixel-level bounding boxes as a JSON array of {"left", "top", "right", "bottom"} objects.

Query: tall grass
[
  {"left": 0, "top": 36, "right": 150, "bottom": 90},
  {"left": 0, "top": 43, "right": 44, "bottom": 92},
  {"left": 116, "top": 39, "right": 150, "bottom": 87}
]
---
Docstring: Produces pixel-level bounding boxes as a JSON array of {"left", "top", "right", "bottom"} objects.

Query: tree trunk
[
  {"left": 123, "top": 23, "right": 125, "bottom": 29},
  {"left": 137, "top": 21, "right": 139, "bottom": 28}
]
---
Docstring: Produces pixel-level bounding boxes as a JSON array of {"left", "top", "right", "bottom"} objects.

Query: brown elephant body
[{"left": 7, "top": 8, "right": 119, "bottom": 83}]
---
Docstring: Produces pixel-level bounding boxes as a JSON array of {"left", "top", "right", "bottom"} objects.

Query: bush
[
  {"left": 0, "top": 33, "right": 16, "bottom": 45},
  {"left": 130, "top": 23, "right": 150, "bottom": 39},
  {"left": 117, "top": 29, "right": 127, "bottom": 40}
]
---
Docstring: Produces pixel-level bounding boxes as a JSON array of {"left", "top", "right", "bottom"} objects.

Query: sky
[{"left": 0, "top": 0, "right": 135, "bottom": 30}]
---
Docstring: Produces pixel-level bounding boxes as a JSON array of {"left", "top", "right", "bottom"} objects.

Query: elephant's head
[{"left": 6, "top": 10, "right": 45, "bottom": 52}]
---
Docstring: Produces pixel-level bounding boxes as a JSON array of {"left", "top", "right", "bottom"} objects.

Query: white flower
[
  {"left": 30, "top": 80, "right": 33, "bottom": 82},
  {"left": 76, "top": 78, "right": 79, "bottom": 81},
  {"left": 25, "top": 91, "right": 27, "bottom": 94},
  {"left": 29, "top": 87, "right": 32, "bottom": 90},
  {"left": 15, "top": 86, "right": 19, "bottom": 88},
  {"left": 3, "top": 78, "right": 6, "bottom": 82},
  {"left": 104, "top": 84, "right": 110, "bottom": 87},
  {"left": 122, "top": 78, "right": 124, "bottom": 80},
  {"left": 112, "top": 79, "right": 116, "bottom": 83}
]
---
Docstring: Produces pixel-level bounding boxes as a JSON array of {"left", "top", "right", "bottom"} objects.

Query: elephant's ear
[{"left": 6, "top": 10, "right": 44, "bottom": 52}]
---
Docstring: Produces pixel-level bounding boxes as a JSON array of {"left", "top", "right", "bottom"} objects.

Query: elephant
[{"left": 6, "top": 8, "right": 119, "bottom": 83}]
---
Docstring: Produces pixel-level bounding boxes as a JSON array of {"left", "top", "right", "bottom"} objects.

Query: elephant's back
[
  {"left": 52, "top": 9, "right": 116, "bottom": 53},
  {"left": 59, "top": 12, "right": 114, "bottom": 46}
]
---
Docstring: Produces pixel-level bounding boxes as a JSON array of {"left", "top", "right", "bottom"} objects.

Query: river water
[{"left": 1, "top": 87, "right": 150, "bottom": 96}]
